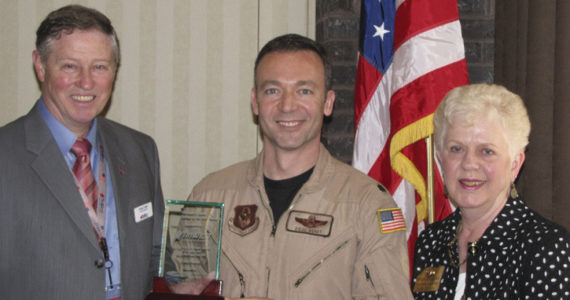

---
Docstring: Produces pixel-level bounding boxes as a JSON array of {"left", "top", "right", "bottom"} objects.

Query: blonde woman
[{"left": 412, "top": 84, "right": 570, "bottom": 299}]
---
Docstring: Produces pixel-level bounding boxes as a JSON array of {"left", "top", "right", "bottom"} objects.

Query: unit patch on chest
[
  {"left": 286, "top": 210, "right": 334, "bottom": 237},
  {"left": 228, "top": 204, "right": 260, "bottom": 236}
]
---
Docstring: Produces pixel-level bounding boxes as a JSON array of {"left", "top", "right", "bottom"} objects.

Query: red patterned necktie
[{"left": 71, "top": 138, "right": 98, "bottom": 211}]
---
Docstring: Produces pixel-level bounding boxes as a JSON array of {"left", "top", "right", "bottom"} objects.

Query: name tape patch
[{"left": 286, "top": 210, "right": 333, "bottom": 237}]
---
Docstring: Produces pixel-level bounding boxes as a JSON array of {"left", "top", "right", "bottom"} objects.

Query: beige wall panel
[
  {"left": 258, "top": 0, "right": 316, "bottom": 48},
  {"left": 0, "top": 0, "right": 315, "bottom": 200},
  {"left": 0, "top": 1, "right": 18, "bottom": 122},
  {"left": 186, "top": 0, "right": 209, "bottom": 196}
]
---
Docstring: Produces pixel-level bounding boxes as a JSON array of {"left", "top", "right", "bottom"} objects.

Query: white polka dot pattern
[{"left": 411, "top": 197, "right": 570, "bottom": 299}]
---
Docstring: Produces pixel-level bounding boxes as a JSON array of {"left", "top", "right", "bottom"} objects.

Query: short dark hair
[
  {"left": 35, "top": 4, "right": 120, "bottom": 66},
  {"left": 254, "top": 33, "right": 332, "bottom": 91}
]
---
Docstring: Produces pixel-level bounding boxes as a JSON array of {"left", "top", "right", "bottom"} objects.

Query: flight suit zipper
[
  {"left": 255, "top": 188, "right": 276, "bottom": 236},
  {"left": 238, "top": 271, "right": 246, "bottom": 298},
  {"left": 294, "top": 240, "right": 349, "bottom": 288},
  {"left": 265, "top": 267, "right": 271, "bottom": 297},
  {"left": 364, "top": 264, "right": 380, "bottom": 299},
  {"left": 224, "top": 250, "right": 247, "bottom": 297},
  {"left": 256, "top": 188, "right": 274, "bottom": 296},
  {"left": 364, "top": 265, "right": 376, "bottom": 289},
  {"left": 269, "top": 193, "right": 304, "bottom": 236}
]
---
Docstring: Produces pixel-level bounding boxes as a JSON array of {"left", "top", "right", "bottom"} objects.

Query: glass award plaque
[{"left": 146, "top": 200, "right": 224, "bottom": 300}]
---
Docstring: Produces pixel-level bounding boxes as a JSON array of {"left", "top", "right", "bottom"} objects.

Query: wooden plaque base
[{"left": 145, "top": 277, "right": 223, "bottom": 300}]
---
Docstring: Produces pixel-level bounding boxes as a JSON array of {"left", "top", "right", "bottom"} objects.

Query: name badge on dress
[{"left": 413, "top": 266, "right": 445, "bottom": 293}]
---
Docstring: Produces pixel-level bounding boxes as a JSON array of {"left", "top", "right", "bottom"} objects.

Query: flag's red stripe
[
  {"left": 383, "top": 224, "right": 405, "bottom": 231},
  {"left": 385, "top": 219, "right": 405, "bottom": 225},
  {"left": 384, "top": 218, "right": 405, "bottom": 224},
  {"left": 366, "top": 60, "right": 468, "bottom": 194},
  {"left": 354, "top": 55, "right": 383, "bottom": 130},
  {"left": 367, "top": 137, "right": 402, "bottom": 194},
  {"left": 384, "top": 219, "right": 404, "bottom": 223},
  {"left": 384, "top": 222, "right": 405, "bottom": 228},
  {"left": 392, "top": 210, "right": 404, "bottom": 218},
  {"left": 384, "top": 221, "right": 405, "bottom": 226},
  {"left": 433, "top": 163, "right": 452, "bottom": 220},
  {"left": 390, "top": 60, "right": 469, "bottom": 133},
  {"left": 383, "top": 224, "right": 406, "bottom": 230},
  {"left": 394, "top": 0, "right": 461, "bottom": 52}
]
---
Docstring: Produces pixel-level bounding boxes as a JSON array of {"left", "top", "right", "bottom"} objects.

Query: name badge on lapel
[
  {"left": 134, "top": 202, "right": 153, "bottom": 223},
  {"left": 286, "top": 210, "right": 333, "bottom": 237},
  {"left": 413, "top": 266, "right": 445, "bottom": 293}
]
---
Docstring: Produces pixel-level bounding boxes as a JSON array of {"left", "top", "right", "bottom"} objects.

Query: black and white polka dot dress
[{"left": 411, "top": 196, "right": 570, "bottom": 299}]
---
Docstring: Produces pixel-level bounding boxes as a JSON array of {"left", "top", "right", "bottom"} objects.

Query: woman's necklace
[{"left": 447, "top": 220, "right": 479, "bottom": 268}]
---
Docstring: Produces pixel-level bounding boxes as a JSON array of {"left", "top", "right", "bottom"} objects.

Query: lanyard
[
  {"left": 74, "top": 142, "right": 108, "bottom": 240},
  {"left": 72, "top": 143, "right": 115, "bottom": 288}
]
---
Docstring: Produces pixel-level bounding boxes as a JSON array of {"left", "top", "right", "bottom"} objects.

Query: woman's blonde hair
[{"left": 433, "top": 84, "right": 530, "bottom": 157}]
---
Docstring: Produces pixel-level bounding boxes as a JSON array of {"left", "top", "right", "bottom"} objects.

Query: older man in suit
[{"left": 0, "top": 5, "right": 164, "bottom": 300}]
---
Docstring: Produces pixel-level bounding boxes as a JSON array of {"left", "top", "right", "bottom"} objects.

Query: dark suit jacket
[{"left": 0, "top": 103, "right": 165, "bottom": 300}]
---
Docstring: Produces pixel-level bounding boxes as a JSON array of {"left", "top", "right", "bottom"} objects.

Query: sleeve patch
[{"left": 377, "top": 208, "right": 406, "bottom": 233}]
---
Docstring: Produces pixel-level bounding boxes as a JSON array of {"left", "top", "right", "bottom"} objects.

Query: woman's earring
[{"left": 510, "top": 183, "right": 519, "bottom": 198}]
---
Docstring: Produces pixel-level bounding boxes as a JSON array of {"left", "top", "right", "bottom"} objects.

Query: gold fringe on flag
[{"left": 389, "top": 113, "right": 434, "bottom": 224}]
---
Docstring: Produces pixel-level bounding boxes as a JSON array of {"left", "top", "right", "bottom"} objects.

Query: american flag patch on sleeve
[{"left": 377, "top": 208, "right": 406, "bottom": 233}]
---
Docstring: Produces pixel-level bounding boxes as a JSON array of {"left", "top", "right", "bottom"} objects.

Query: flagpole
[{"left": 426, "top": 135, "right": 435, "bottom": 224}]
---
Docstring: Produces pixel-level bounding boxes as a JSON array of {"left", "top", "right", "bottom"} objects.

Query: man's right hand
[{"left": 170, "top": 272, "right": 216, "bottom": 295}]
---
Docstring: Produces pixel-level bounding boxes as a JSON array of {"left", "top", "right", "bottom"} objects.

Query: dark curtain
[{"left": 495, "top": 0, "right": 570, "bottom": 230}]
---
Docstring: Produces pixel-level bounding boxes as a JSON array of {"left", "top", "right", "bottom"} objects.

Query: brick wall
[
  {"left": 317, "top": 0, "right": 496, "bottom": 164},
  {"left": 458, "top": 0, "right": 495, "bottom": 83}
]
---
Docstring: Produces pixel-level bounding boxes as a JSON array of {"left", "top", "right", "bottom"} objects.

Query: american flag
[
  {"left": 352, "top": 0, "right": 469, "bottom": 266},
  {"left": 378, "top": 208, "right": 406, "bottom": 233}
]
